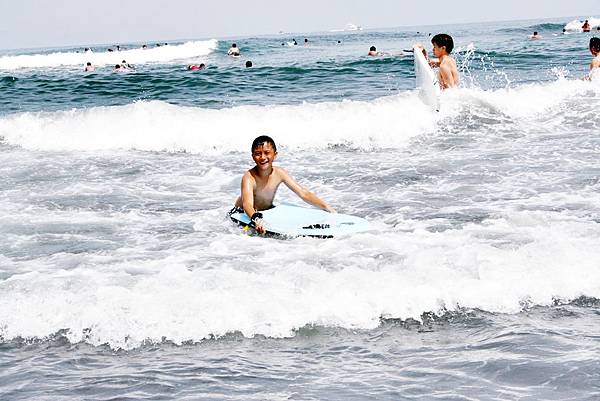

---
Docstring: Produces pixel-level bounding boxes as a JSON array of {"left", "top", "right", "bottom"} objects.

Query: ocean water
[{"left": 1, "top": 17, "right": 600, "bottom": 400}]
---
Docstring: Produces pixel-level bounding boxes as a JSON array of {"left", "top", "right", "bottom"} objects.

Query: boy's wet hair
[
  {"left": 370, "top": 46, "right": 376, "bottom": 51},
  {"left": 252, "top": 135, "right": 277, "bottom": 152},
  {"left": 590, "top": 37, "right": 600, "bottom": 52},
  {"left": 431, "top": 33, "right": 454, "bottom": 54}
]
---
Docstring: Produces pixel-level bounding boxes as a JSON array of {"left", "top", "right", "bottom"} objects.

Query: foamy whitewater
[{"left": 1, "top": 18, "right": 600, "bottom": 400}]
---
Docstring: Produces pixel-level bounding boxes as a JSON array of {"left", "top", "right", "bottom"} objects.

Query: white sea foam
[
  {"left": 0, "top": 40, "right": 218, "bottom": 70},
  {"left": 0, "top": 207, "right": 599, "bottom": 349},
  {"left": 0, "top": 78, "right": 598, "bottom": 154},
  {"left": 0, "top": 92, "right": 438, "bottom": 153},
  {"left": 1, "top": 77, "right": 600, "bottom": 349}
]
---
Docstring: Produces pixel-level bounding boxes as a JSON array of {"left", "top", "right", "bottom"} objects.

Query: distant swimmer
[
  {"left": 337, "top": 40, "right": 341, "bottom": 44},
  {"left": 228, "top": 43, "right": 240, "bottom": 56},
  {"left": 304, "top": 38, "right": 309, "bottom": 45},
  {"left": 84, "top": 47, "right": 92, "bottom": 53},
  {"left": 582, "top": 20, "right": 591, "bottom": 32},
  {"left": 245, "top": 60, "right": 253, "bottom": 68},
  {"left": 417, "top": 33, "right": 459, "bottom": 90},
  {"left": 368, "top": 46, "right": 380, "bottom": 56},
  {"left": 107, "top": 48, "right": 114, "bottom": 52},
  {"left": 114, "top": 64, "right": 124, "bottom": 72},
  {"left": 233, "top": 135, "right": 335, "bottom": 235},
  {"left": 530, "top": 31, "right": 542, "bottom": 39},
  {"left": 142, "top": 44, "right": 148, "bottom": 49},
  {"left": 84, "top": 62, "right": 95, "bottom": 72},
  {"left": 585, "top": 37, "right": 600, "bottom": 80},
  {"left": 293, "top": 39, "right": 298, "bottom": 46},
  {"left": 187, "top": 63, "right": 205, "bottom": 70},
  {"left": 121, "top": 60, "right": 135, "bottom": 70}
]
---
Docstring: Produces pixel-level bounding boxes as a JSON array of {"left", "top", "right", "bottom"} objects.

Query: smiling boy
[{"left": 234, "top": 135, "right": 335, "bottom": 234}]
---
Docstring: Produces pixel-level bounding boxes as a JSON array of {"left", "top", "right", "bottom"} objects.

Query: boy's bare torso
[
  {"left": 438, "top": 56, "right": 459, "bottom": 89},
  {"left": 591, "top": 54, "right": 600, "bottom": 70},
  {"left": 235, "top": 166, "right": 283, "bottom": 210}
]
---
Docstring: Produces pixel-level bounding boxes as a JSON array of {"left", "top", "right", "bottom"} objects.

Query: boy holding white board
[{"left": 416, "top": 33, "right": 460, "bottom": 90}]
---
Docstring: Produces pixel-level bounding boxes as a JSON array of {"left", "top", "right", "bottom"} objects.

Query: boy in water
[
  {"left": 368, "top": 46, "right": 380, "bottom": 56},
  {"left": 530, "top": 31, "right": 542, "bottom": 39},
  {"left": 585, "top": 37, "right": 600, "bottom": 80},
  {"left": 417, "top": 33, "right": 460, "bottom": 89},
  {"left": 234, "top": 135, "right": 335, "bottom": 234},
  {"left": 582, "top": 20, "right": 591, "bottom": 33},
  {"left": 228, "top": 43, "right": 240, "bottom": 56}
]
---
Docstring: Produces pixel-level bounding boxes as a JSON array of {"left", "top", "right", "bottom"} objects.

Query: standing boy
[
  {"left": 429, "top": 34, "right": 459, "bottom": 89},
  {"left": 586, "top": 37, "right": 600, "bottom": 80},
  {"left": 417, "top": 34, "right": 460, "bottom": 89},
  {"left": 234, "top": 136, "right": 335, "bottom": 234}
]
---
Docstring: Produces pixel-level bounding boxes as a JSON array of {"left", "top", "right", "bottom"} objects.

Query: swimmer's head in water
[
  {"left": 370, "top": 46, "right": 376, "bottom": 51},
  {"left": 245, "top": 60, "right": 253, "bottom": 68},
  {"left": 86, "top": 62, "right": 92, "bottom": 66},
  {"left": 590, "top": 37, "right": 600, "bottom": 53},
  {"left": 231, "top": 43, "right": 237, "bottom": 48},
  {"left": 431, "top": 33, "right": 454, "bottom": 54},
  {"left": 251, "top": 135, "right": 277, "bottom": 153}
]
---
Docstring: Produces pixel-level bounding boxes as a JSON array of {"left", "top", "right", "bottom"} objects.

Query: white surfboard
[
  {"left": 229, "top": 203, "right": 370, "bottom": 238},
  {"left": 413, "top": 45, "right": 441, "bottom": 111}
]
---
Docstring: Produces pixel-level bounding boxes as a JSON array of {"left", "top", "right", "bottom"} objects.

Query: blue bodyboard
[{"left": 229, "top": 203, "right": 369, "bottom": 238}]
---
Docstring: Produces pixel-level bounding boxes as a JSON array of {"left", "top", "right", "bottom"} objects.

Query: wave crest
[{"left": 0, "top": 40, "right": 218, "bottom": 70}]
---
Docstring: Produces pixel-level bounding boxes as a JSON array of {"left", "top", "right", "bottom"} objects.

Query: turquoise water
[{"left": 1, "top": 17, "right": 600, "bottom": 400}]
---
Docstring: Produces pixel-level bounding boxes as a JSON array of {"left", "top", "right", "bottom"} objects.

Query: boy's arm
[
  {"left": 240, "top": 172, "right": 266, "bottom": 233},
  {"left": 279, "top": 168, "right": 336, "bottom": 213}
]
